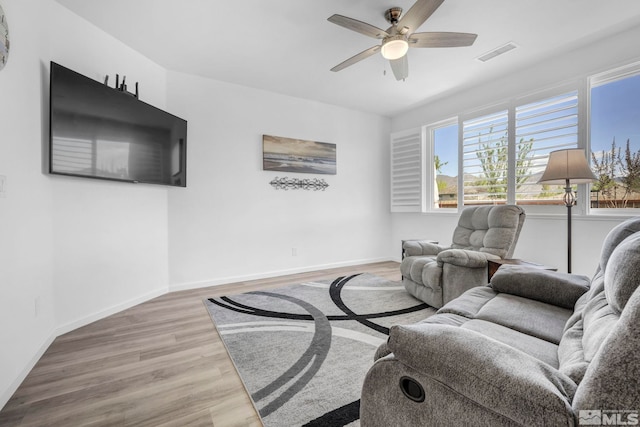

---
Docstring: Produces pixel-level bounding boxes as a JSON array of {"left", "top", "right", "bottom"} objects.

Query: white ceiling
[{"left": 55, "top": 0, "right": 640, "bottom": 117}]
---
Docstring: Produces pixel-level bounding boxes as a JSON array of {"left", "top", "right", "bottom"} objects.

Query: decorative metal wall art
[
  {"left": 0, "top": 3, "right": 10, "bottom": 71},
  {"left": 263, "top": 135, "right": 336, "bottom": 175},
  {"left": 269, "top": 177, "right": 329, "bottom": 191}
]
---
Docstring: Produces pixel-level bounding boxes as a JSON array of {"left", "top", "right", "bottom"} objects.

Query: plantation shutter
[
  {"left": 462, "top": 110, "right": 509, "bottom": 205},
  {"left": 514, "top": 91, "right": 579, "bottom": 202},
  {"left": 390, "top": 128, "right": 425, "bottom": 212}
]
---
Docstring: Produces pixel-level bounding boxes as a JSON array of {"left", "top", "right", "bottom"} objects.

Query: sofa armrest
[
  {"left": 403, "top": 240, "right": 445, "bottom": 256},
  {"left": 387, "top": 323, "right": 577, "bottom": 425},
  {"left": 490, "top": 265, "right": 590, "bottom": 309},
  {"left": 436, "top": 248, "right": 500, "bottom": 268}
]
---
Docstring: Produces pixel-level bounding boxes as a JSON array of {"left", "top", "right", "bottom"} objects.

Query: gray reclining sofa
[{"left": 361, "top": 217, "right": 640, "bottom": 426}]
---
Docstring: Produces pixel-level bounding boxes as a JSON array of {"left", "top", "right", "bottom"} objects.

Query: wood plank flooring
[{"left": 0, "top": 261, "right": 400, "bottom": 426}]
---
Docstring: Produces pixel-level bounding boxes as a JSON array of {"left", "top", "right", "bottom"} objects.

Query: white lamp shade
[
  {"left": 538, "top": 148, "right": 596, "bottom": 185},
  {"left": 381, "top": 36, "right": 408, "bottom": 60}
]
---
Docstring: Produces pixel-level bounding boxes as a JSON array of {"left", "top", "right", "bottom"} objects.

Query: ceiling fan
[{"left": 328, "top": 0, "right": 477, "bottom": 81}]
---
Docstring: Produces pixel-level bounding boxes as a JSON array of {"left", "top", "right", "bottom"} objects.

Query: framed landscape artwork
[{"left": 263, "top": 135, "right": 336, "bottom": 175}]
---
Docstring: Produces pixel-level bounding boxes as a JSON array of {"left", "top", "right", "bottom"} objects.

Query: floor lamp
[{"left": 538, "top": 149, "right": 596, "bottom": 274}]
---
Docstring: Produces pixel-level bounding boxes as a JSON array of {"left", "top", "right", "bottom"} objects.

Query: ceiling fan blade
[
  {"left": 395, "top": 0, "right": 444, "bottom": 34},
  {"left": 409, "top": 32, "right": 478, "bottom": 48},
  {"left": 331, "top": 45, "right": 381, "bottom": 72},
  {"left": 328, "top": 14, "right": 389, "bottom": 39},
  {"left": 390, "top": 55, "right": 408, "bottom": 81}
]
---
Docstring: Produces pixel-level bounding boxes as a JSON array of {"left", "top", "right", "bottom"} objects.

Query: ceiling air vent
[{"left": 476, "top": 42, "right": 518, "bottom": 62}]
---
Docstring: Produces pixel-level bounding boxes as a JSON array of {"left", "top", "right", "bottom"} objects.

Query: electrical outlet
[
  {"left": 0, "top": 175, "right": 6, "bottom": 198},
  {"left": 34, "top": 296, "right": 40, "bottom": 318},
  {"left": 292, "top": 248, "right": 298, "bottom": 257}
]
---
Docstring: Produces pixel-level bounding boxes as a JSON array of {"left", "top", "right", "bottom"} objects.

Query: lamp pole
[{"left": 563, "top": 178, "right": 576, "bottom": 274}]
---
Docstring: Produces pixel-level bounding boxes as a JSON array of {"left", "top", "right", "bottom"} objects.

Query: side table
[{"left": 487, "top": 259, "right": 557, "bottom": 282}]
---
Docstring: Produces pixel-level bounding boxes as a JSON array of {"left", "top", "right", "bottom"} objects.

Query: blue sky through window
[
  {"left": 591, "top": 74, "right": 640, "bottom": 154},
  {"left": 434, "top": 124, "right": 458, "bottom": 177}
]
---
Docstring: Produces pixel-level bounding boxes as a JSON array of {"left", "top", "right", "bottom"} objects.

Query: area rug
[{"left": 204, "top": 273, "right": 436, "bottom": 427}]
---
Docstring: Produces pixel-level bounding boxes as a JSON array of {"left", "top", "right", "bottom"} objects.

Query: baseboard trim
[
  {"left": 168, "top": 257, "right": 392, "bottom": 292},
  {"left": 2, "top": 259, "right": 394, "bottom": 410},
  {"left": 0, "top": 332, "right": 56, "bottom": 411},
  {"left": 54, "top": 287, "right": 168, "bottom": 337},
  {"left": 1, "top": 287, "right": 170, "bottom": 411}
]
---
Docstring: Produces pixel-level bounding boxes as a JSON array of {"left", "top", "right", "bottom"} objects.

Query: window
[
  {"left": 590, "top": 66, "right": 640, "bottom": 210},
  {"left": 391, "top": 60, "right": 640, "bottom": 217},
  {"left": 432, "top": 121, "right": 458, "bottom": 209},
  {"left": 462, "top": 110, "right": 509, "bottom": 205},
  {"left": 515, "top": 92, "right": 579, "bottom": 205},
  {"left": 461, "top": 91, "right": 579, "bottom": 208},
  {"left": 389, "top": 122, "right": 458, "bottom": 213}
]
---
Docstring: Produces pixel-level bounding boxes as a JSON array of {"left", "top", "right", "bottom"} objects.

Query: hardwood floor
[{"left": 0, "top": 261, "right": 401, "bottom": 426}]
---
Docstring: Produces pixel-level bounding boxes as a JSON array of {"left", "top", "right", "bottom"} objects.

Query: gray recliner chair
[{"left": 401, "top": 205, "right": 526, "bottom": 308}]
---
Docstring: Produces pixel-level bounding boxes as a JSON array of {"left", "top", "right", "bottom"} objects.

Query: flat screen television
[{"left": 49, "top": 61, "right": 187, "bottom": 187}]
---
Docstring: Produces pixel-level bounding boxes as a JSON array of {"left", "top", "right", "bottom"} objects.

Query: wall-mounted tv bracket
[{"left": 104, "top": 74, "right": 139, "bottom": 98}]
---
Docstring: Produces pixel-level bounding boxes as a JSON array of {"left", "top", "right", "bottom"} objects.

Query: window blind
[
  {"left": 390, "top": 129, "right": 425, "bottom": 212},
  {"left": 515, "top": 91, "right": 578, "bottom": 201}
]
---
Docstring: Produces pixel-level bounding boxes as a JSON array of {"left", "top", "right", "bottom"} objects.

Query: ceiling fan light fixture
[{"left": 381, "top": 35, "right": 408, "bottom": 60}]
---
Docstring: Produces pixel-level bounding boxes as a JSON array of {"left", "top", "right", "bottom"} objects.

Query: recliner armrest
[
  {"left": 386, "top": 323, "right": 577, "bottom": 425},
  {"left": 436, "top": 248, "right": 500, "bottom": 268},
  {"left": 490, "top": 265, "right": 590, "bottom": 309},
  {"left": 403, "top": 240, "right": 445, "bottom": 256}
]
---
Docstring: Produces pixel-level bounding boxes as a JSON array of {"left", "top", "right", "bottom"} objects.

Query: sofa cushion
[
  {"left": 573, "top": 286, "right": 640, "bottom": 412},
  {"left": 430, "top": 286, "right": 568, "bottom": 365},
  {"left": 402, "top": 277, "right": 443, "bottom": 309},
  {"left": 558, "top": 230, "right": 640, "bottom": 386},
  {"left": 402, "top": 240, "right": 446, "bottom": 257},
  {"left": 422, "top": 261, "right": 442, "bottom": 289},
  {"left": 437, "top": 248, "right": 496, "bottom": 268},
  {"left": 437, "top": 286, "right": 497, "bottom": 319},
  {"left": 558, "top": 319, "right": 589, "bottom": 383},
  {"left": 580, "top": 290, "right": 618, "bottom": 363},
  {"left": 401, "top": 255, "right": 436, "bottom": 286},
  {"left": 597, "top": 216, "right": 640, "bottom": 274},
  {"left": 451, "top": 205, "right": 524, "bottom": 259},
  {"left": 475, "top": 294, "right": 573, "bottom": 344},
  {"left": 452, "top": 206, "right": 490, "bottom": 249},
  {"left": 604, "top": 233, "right": 640, "bottom": 313},
  {"left": 491, "top": 265, "right": 590, "bottom": 309},
  {"left": 461, "top": 319, "right": 560, "bottom": 368},
  {"left": 419, "top": 312, "right": 469, "bottom": 327}
]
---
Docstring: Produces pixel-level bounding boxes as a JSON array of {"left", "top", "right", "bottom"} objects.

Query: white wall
[
  {"left": 48, "top": 3, "right": 171, "bottom": 333},
  {"left": 390, "top": 24, "right": 640, "bottom": 276},
  {"left": 0, "top": 0, "right": 391, "bottom": 408},
  {"left": 0, "top": 0, "right": 56, "bottom": 412},
  {"left": 166, "top": 72, "right": 392, "bottom": 289},
  {"left": 0, "top": 0, "right": 171, "bottom": 408}
]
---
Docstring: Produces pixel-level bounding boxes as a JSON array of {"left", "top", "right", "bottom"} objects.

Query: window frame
[
  {"left": 457, "top": 82, "right": 590, "bottom": 215},
  {"left": 392, "top": 60, "right": 640, "bottom": 218},
  {"left": 587, "top": 61, "right": 640, "bottom": 216}
]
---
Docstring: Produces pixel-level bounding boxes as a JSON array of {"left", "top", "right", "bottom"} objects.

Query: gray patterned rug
[{"left": 204, "top": 273, "right": 435, "bottom": 427}]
